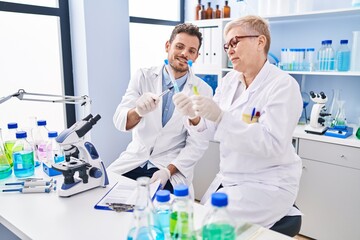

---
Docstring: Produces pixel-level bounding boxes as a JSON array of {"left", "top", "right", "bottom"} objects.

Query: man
[
  {"left": 173, "top": 15, "right": 303, "bottom": 228},
  {"left": 108, "top": 23, "right": 213, "bottom": 195}
]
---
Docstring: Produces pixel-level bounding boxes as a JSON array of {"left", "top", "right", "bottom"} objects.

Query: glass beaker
[
  {"left": 0, "top": 128, "right": 12, "bottom": 180},
  {"left": 333, "top": 100, "right": 347, "bottom": 127}
]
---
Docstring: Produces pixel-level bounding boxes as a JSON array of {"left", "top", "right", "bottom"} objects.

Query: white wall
[{"left": 69, "top": 0, "right": 131, "bottom": 167}]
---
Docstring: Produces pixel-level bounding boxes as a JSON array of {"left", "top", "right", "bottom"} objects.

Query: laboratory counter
[{"left": 0, "top": 168, "right": 292, "bottom": 240}]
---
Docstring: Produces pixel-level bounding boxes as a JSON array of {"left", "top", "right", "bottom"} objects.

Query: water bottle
[
  {"left": 32, "top": 120, "right": 49, "bottom": 166},
  {"left": 202, "top": 193, "right": 236, "bottom": 240},
  {"left": 0, "top": 128, "right": 12, "bottom": 180},
  {"left": 170, "top": 184, "right": 194, "bottom": 239},
  {"left": 336, "top": 39, "right": 351, "bottom": 72},
  {"left": 154, "top": 190, "right": 172, "bottom": 239},
  {"left": 12, "top": 131, "right": 35, "bottom": 178},
  {"left": 44, "top": 131, "right": 64, "bottom": 176},
  {"left": 127, "top": 177, "right": 164, "bottom": 240},
  {"left": 3, "top": 122, "right": 19, "bottom": 167}
]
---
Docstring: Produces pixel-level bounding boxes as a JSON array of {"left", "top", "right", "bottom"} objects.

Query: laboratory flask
[
  {"left": 356, "top": 117, "right": 360, "bottom": 140},
  {"left": 3, "top": 122, "right": 18, "bottom": 167},
  {"left": 127, "top": 177, "right": 164, "bottom": 240},
  {"left": 12, "top": 131, "right": 35, "bottom": 178},
  {"left": 32, "top": 120, "right": 49, "bottom": 166},
  {"left": 333, "top": 100, "right": 347, "bottom": 127},
  {"left": 202, "top": 192, "right": 236, "bottom": 240},
  {"left": 154, "top": 190, "right": 172, "bottom": 239},
  {"left": 0, "top": 128, "right": 12, "bottom": 180},
  {"left": 170, "top": 184, "right": 195, "bottom": 239}
]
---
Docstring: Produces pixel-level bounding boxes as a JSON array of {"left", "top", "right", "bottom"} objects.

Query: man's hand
[
  {"left": 135, "top": 92, "right": 160, "bottom": 117},
  {"left": 192, "top": 95, "right": 223, "bottom": 123},
  {"left": 150, "top": 168, "right": 171, "bottom": 189},
  {"left": 173, "top": 93, "right": 197, "bottom": 119}
]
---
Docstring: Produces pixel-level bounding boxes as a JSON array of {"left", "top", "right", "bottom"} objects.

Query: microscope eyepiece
[{"left": 320, "top": 92, "right": 326, "bottom": 99}]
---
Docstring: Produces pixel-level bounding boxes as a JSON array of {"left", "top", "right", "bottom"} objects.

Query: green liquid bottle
[
  {"left": 3, "top": 122, "right": 18, "bottom": 167},
  {"left": 0, "top": 128, "right": 12, "bottom": 180},
  {"left": 202, "top": 193, "right": 235, "bottom": 240},
  {"left": 170, "top": 185, "right": 195, "bottom": 239}
]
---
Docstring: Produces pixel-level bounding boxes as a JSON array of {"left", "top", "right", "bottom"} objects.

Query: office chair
[{"left": 270, "top": 205, "right": 302, "bottom": 237}]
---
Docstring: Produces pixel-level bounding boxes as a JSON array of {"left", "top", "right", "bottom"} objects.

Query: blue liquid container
[
  {"left": 154, "top": 190, "right": 171, "bottom": 238},
  {"left": 336, "top": 39, "right": 351, "bottom": 72},
  {"left": 12, "top": 131, "right": 35, "bottom": 178},
  {"left": 127, "top": 226, "right": 164, "bottom": 240}
]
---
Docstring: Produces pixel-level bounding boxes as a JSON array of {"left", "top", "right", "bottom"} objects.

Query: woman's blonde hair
[{"left": 224, "top": 15, "right": 271, "bottom": 54}]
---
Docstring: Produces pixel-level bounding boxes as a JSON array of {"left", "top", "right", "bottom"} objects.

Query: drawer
[{"left": 298, "top": 139, "right": 360, "bottom": 170}]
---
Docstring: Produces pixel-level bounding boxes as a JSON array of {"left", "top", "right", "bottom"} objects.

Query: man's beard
[{"left": 170, "top": 61, "right": 188, "bottom": 74}]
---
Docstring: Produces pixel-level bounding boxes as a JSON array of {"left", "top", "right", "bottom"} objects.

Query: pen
[
  {"left": 250, "top": 107, "right": 256, "bottom": 121},
  {"left": 5, "top": 179, "right": 56, "bottom": 187},
  {"left": 164, "top": 59, "right": 180, "bottom": 93},
  {"left": 158, "top": 86, "right": 174, "bottom": 98}
]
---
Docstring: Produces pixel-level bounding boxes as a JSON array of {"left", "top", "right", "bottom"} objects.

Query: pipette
[
  {"left": 187, "top": 60, "right": 199, "bottom": 96},
  {"left": 158, "top": 86, "right": 174, "bottom": 98},
  {"left": 164, "top": 59, "right": 180, "bottom": 93},
  {"left": 2, "top": 185, "right": 56, "bottom": 193},
  {"left": 5, "top": 179, "right": 56, "bottom": 187}
]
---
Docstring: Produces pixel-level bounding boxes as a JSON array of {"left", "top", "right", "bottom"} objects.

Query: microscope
[
  {"left": 304, "top": 91, "right": 330, "bottom": 135},
  {"left": 52, "top": 114, "right": 109, "bottom": 197}
]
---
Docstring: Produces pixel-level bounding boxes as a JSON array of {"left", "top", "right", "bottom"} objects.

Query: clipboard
[{"left": 94, "top": 176, "right": 161, "bottom": 211}]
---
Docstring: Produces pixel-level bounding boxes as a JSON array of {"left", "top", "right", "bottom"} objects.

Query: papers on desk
[{"left": 94, "top": 176, "right": 161, "bottom": 211}]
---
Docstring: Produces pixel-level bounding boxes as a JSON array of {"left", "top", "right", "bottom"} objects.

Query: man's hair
[
  {"left": 224, "top": 15, "right": 271, "bottom": 54},
  {"left": 169, "top": 23, "right": 203, "bottom": 50}
]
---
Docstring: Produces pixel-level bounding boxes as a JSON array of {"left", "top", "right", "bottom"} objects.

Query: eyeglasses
[{"left": 223, "top": 35, "right": 260, "bottom": 52}]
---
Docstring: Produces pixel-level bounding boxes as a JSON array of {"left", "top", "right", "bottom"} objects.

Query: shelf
[{"left": 286, "top": 71, "right": 360, "bottom": 76}]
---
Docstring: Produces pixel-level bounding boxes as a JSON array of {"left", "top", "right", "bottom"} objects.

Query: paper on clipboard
[{"left": 94, "top": 176, "right": 161, "bottom": 211}]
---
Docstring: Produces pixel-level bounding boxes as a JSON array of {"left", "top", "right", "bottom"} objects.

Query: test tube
[{"left": 164, "top": 59, "right": 179, "bottom": 93}]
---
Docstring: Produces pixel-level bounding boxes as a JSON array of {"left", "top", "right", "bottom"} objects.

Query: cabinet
[{"left": 297, "top": 138, "right": 360, "bottom": 239}]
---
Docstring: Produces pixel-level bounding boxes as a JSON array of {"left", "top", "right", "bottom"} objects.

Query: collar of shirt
[{"left": 162, "top": 66, "right": 188, "bottom": 91}]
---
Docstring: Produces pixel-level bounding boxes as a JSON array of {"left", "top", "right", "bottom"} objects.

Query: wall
[{"left": 69, "top": 0, "right": 132, "bottom": 167}]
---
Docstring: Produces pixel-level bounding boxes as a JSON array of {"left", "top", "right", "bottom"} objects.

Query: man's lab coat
[
  {"left": 188, "top": 61, "right": 303, "bottom": 228},
  {"left": 108, "top": 65, "right": 213, "bottom": 195}
]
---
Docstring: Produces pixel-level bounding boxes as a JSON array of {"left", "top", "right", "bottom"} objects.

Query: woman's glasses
[{"left": 223, "top": 35, "right": 260, "bottom": 52}]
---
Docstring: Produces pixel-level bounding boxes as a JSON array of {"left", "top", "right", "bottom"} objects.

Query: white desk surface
[{"left": 0, "top": 168, "right": 291, "bottom": 240}]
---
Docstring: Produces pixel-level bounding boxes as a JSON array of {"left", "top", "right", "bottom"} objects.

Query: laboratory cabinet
[{"left": 297, "top": 138, "right": 360, "bottom": 240}]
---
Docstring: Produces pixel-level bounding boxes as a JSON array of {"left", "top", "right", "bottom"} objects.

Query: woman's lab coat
[
  {"left": 189, "top": 61, "right": 303, "bottom": 228},
  {"left": 108, "top": 65, "right": 213, "bottom": 196}
]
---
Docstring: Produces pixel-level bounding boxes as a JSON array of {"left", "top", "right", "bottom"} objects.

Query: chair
[{"left": 270, "top": 206, "right": 302, "bottom": 237}]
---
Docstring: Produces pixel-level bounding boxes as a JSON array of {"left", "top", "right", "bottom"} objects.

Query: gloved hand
[
  {"left": 135, "top": 92, "right": 160, "bottom": 117},
  {"left": 173, "top": 92, "right": 197, "bottom": 119},
  {"left": 192, "top": 95, "right": 223, "bottom": 123},
  {"left": 150, "top": 168, "right": 171, "bottom": 189}
]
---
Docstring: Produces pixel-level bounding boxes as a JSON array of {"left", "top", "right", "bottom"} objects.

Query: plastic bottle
[
  {"left": 127, "top": 177, "right": 164, "bottom": 240},
  {"left": 0, "top": 128, "right": 12, "bottom": 180},
  {"left": 336, "top": 39, "right": 351, "bottom": 72},
  {"left": 324, "top": 40, "right": 335, "bottom": 71},
  {"left": 202, "top": 193, "right": 236, "bottom": 240},
  {"left": 222, "top": 1, "right": 231, "bottom": 18},
  {"left": 199, "top": 5, "right": 206, "bottom": 20},
  {"left": 170, "top": 184, "right": 194, "bottom": 239},
  {"left": 195, "top": 0, "right": 202, "bottom": 20},
  {"left": 3, "top": 122, "right": 18, "bottom": 167},
  {"left": 32, "top": 120, "right": 49, "bottom": 166},
  {"left": 12, "top": 131, "right": 35, "bottom": 178},
  {"left": 205, "top": 2, "right": 213, "bottom": 19},
  {"left": 215, "top": 4, "right": 221, "bottom": 19},
  {"left": 305, "top": 48, "right": 315, "bottom": 71},
  {"left": 317, "top": 40, "right": 325, "bottom": 71},
  {"left": 44, "top": 131, "right": 64, "bottom": 176},
  {"left": 154, "top": 190, "right": 172, "bottom": 239}
]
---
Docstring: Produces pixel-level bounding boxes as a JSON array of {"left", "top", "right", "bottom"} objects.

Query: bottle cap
[
  {"left": 8, "top": 122, "right": 18, "bottom": 129},
  {"left": 156, "top": 190, "right": 171, "bottom": 202},
  {"left": 306, "top": 48, "right": 315, "bottom": 51},
  {"left": 16, "top": 131, "right": 27, "bottom": 139},
  {"left": 174, "top": 184, "right": 189, "bottom": 197},
  {"left": 340, "top": 39, "right": 348, "bottom": 44},
  {"left": 211, "top": 192, "right": 228, "bottom": 207},
  {"left": 48, "top": 131, "right": 58, "bottom": 138},
  {"left": 37, "top": 120, "right": 47, "bottom": 126}
]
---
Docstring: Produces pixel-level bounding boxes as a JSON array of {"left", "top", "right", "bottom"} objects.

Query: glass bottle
[
  {"left": 32, "top": 119, "right": 49, "bottom": 166},
  {"left": 127, "top": 177, "right": 164, "bottom": 240},
  {"left": 3, "top": 122, "right": 18, "bottom": 167},
  {"left": 154, "top": 190, "right": 172, "bottom": 239},
  {"left": 223, "top": 1, "right": 231, "bottom": 18},
  {"left": 199, "top": 5, "right": 206, "bottom": 20},
  {"left": 0, "top": 128, "right": 12, "bottom": 180},
  {"left": 215, "top": 5, "right": 221, "bottom": 19},
  {"left": 12, "top": 131, "right": 35, "bottom": 178},
  {"left": 206, "top": 2, "right": 213, "bottom": 19},
  {"left": 44, "top": 131, "right": 64, "bottom": 176},
  {"left": 195, "top": 0, "right": 202, "bottom": 20},
  {"left": 336, "top": 39, "right": 351, "bottom": 72},
  {"left": 170, "top": 184, "right": 194, "bottom": 239},
  {"left": 202, "top": 193, "right": 236, "bottom": 240}
]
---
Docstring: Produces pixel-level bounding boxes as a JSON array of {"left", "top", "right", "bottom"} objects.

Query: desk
[{"left": 0, "top": 168, "right": 291, "bottom": 240}]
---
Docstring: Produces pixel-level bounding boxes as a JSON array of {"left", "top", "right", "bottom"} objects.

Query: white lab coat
[
  {"left": 108, "top": 65, "right": 213, "bottom": 197},
  {"left": 187, "top": 61, "right": 303, "bottom": 228}
]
